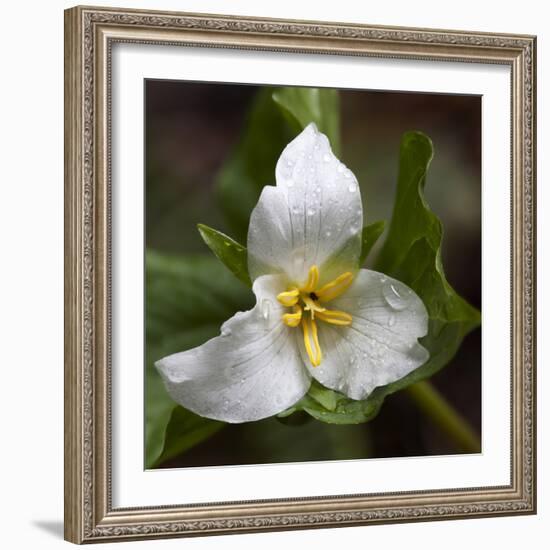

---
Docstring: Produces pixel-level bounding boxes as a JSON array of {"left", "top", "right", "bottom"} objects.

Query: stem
[{"left": 406, "top": 380, "right": 481, "bottom": 453}]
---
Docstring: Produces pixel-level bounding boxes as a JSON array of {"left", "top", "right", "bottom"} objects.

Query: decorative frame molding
[{"left": 64, "top": 5, "right": 536, "bottom": 544}]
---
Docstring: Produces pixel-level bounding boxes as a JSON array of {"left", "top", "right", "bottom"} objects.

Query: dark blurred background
[{"left": 146, "top": 80, "right": 481, "bottom": 467}]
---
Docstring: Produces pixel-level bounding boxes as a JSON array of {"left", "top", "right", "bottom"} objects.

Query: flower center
[{"left": 276, "top": 265, "right": 353, "bottom": 367}]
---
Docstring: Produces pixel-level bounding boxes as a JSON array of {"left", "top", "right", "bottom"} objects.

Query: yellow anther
[
  {"left": 302, "top": 294, "right": 326, "bottom": 319},
  {"left": 282, "top": 305, "right": 303, "bottom": 328},
  {"left": 301, "top": 265, "right": 320, "bottom": 293},
  {"left": 277, "top": 288, "right": 299, "bottom": 307},
  {"left": 316, "top": 309, "right": 353, "bottom": 326},
  {"left": 302, "top": 317, "right": 322, "bottom": 367},
  {"left": 279, "top": 266, "right": 354, "bottom": 367},
  {"left": 315, "top": 271, "right": 354, "bottom": 302}
]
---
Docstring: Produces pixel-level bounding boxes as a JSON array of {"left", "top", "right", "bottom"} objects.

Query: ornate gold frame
[{"left": 64, "top": 5, "right": 537, "bottom": 544}]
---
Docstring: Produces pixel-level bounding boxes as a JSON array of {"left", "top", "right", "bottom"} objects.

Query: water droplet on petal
[
  {"left": 286, "top": 178, "right": 295, "bottom": 187},
  {"left": 348, "top": 183, "right": 357, "bottom": 192},
  {"left": 261, "top": 298, "right": 271, "bottom": 321},
  {"left": 325, "top": 230, "right": 332, "bottom": 238},
  {"left": 344, "top": 170, "right": 352, "bottom": 179},
  {"left": 383, "top": 281, "right": 413, "bottom": 311},
  {"left": 337, "top": 164, "right": 345, "bottom": 173},
  {"left": 221, "top": 326, "right": 232, "bottom": 337},
  {"left": 323, "top": 154, "right": 331, "bottom": 162},
  {"left": 388, "top": 315, "right": 396, "bottom": 327},
  {"left": 307, "top": 208, "right": 315, "bottom": 216},
  {"left": 291, "top": 205, "right": 300, "bottom": 215}
]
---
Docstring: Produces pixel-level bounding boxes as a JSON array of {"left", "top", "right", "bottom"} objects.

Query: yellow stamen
[
  {"left": 282, "top": 305, "right": 303, "bottom": 327},
  {"left": 315, "top": 271, "right": 354, "bottom": 302},
  {"left": 302, "top": 317, "right": 322, "bottom": 367},
  {"left": 302, "top": 294, "right": 325, "bottom": 319},
  {"left": 316, "top": 309, "right": 353, "bottom": 326},
  {"left": 279, "top": 265, "right": 354, "bottom": 367},
  {"left": 301, "top": 265, "right": 319, "bottom": 293},
  {"left": 277, "top": 288, "right": 299, "bottom": 307}
]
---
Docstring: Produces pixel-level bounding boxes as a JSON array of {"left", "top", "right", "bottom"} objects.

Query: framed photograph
[{"left": 64, "top": 5, "right": 536, "bottom": 544}]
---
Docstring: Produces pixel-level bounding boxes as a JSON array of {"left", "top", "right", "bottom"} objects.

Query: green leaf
[
  {"left": 306, "top": 379, "right": 339, "bottom": 411},
  {"left": 216, "top": 88, "right": 295, "bottom": 242},
  {"left": 279, "top": 380, "right": 384, "bottom": 425},
  {"left": 145, "top": 363, "right": 178, "bottom": 469},
  {"left": 154, "top": 406, "right": 225, "bottom": 466},
  {"left": 372, "top": 130, "right": 481, "bottom": 391},
  {"left": 272, "top": 87, "right": 341, "bottom": 155},
  {"left": 145, "top": 250, "right": 254, "bottom": 468},
  {"left": 216, "top": 86, "right": 341, "bottom": 242},
  {"left": 291, "top": 389, "right": 384, "bottom": 425},
  {"left": 197, "top": 224, "right": 251, "bottom": 287},
  {"left": 359, "top": 221, "right": 386, "bottom": 265}
]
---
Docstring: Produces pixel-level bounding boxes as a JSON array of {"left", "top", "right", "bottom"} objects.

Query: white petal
[
  {"left": 302, "top": 269, "right": 429, "bottom": 400},
  {"left": 247, "top": 123, "right": 363, "bottom": 286},
  {"left": 155, "top": 275, "right": 310, "bottom": 423}
]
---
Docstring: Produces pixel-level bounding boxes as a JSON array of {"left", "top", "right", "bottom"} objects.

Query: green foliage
[
  {"left": 359, "top": 221, "right": 386, "bottom": 265},
  {"left": 281, "top": 380, "right": 384, "bottom": 425},
  {"left": 145, "top": 250, "right": 253, "bottom": 467},
  {"left": 374, "top": 131, "right": 481, "bottom": 389},
  {"left": 154, "top": 406, "right": 225, "bottom": 466},
  {"left": 216, "top": 86, "right": 341, "bottom": 243},
  {"left": 272, "top": 87, "right": 341, "bottom": 154},
  {"left": 215, "top": 88, "right": 295, "bottom": 242},
  {"left": 197, "top": 224, "right": 251, "bottom": 287}
]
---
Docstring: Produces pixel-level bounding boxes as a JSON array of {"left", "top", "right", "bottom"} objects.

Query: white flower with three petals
[{"left": 156, "top": 123, "right": 429, "bottom": 423}]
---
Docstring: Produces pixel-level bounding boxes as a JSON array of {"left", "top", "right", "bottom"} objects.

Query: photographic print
[
  {"left": 145, "top": 81, "right": 482, "bottom": 469},
  {"left": 65, "top": 6, "right": 535, "bottom": 542}
]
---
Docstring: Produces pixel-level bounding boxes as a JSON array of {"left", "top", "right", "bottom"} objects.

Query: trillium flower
[{"left": 156, "top": 123, "right": 429, "bottom": 423}]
